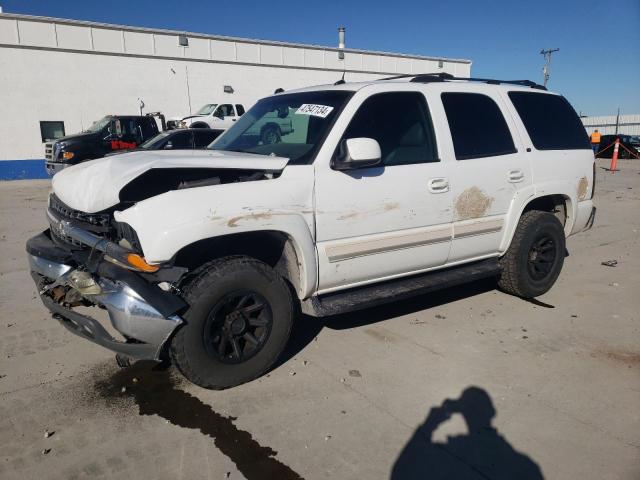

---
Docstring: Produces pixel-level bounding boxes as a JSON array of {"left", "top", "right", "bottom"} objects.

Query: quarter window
[
  {"left": 508, "top": 92, "right": 590, "bottom": 150},
  {"left": 341, "top": 92, "right": 438, "bottom": 166},
  {"left": 441, "top": 93, "right": 516, "bottom": 160}
]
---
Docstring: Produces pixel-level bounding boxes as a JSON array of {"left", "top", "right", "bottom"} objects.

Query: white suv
[{"left": 28, "top": 74, "right": 596, "bottom": 389}]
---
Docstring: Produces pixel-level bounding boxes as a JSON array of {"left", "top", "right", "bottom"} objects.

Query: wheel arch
[
  {"left": 190, "top": 122, "right": 210, "bottom": 129},
  {"left": 173, "top": 230, "right": 312, "bottom": 300},
  {"left": 260, "top": 122, "right": 281, "bottom": 135},
  {"left": 500, "top": 192, "right": 574, "bottom": 253}
]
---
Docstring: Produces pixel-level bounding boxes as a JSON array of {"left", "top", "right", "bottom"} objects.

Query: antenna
[
  {"left": 334, "top": 26, "right": 346, "bottom": 85},
  {"left": 540, "top": 48, "right": 559, "bottom": 88}
]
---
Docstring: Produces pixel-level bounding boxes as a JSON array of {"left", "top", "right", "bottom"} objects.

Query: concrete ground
[{"left": 0, "top": 158, "right": 638, "bottom": 480}]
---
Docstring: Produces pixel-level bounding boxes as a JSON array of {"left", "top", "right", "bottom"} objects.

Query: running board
[{"left": 302, "top": 258, "right": 501, "bottom": 317}]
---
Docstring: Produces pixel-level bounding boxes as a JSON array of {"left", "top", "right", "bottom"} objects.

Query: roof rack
[{"left": 378, "top": 72, "right": 547, "bottom": 90}]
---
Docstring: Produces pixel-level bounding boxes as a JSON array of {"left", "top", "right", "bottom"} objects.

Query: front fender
[{"left": 114, "top": 165, "right": 318, "bottom": 297}]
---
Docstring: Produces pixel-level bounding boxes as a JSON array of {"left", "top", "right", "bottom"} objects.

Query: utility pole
[{"left": 540, "top": 48, "right": 559, "bottom": 88}]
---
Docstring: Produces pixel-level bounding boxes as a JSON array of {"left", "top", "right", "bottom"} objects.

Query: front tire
[
  {"left": 498, "top": 210, "right": 566, "bottom": 298},
  {"left": 170, "top": 256, "right": 294, "bottom": 389}
]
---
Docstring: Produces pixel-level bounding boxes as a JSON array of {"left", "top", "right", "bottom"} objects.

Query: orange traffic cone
[{"left": 609, "top": 138, "right": 620, "bottom": 172}]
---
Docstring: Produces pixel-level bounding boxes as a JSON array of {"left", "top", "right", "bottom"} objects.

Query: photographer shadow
[{"left": 391, "top": 387, "right": 544, "bottom": 480}]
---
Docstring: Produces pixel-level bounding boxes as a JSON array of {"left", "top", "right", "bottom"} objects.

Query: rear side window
[
  {"left": 442, "top": 93, "right": 516, "bottom": 160},
  {"left": 341, "top": 92, "right": 438, "bottom": 166},
  {"left": 169, "top": 131, "right": 193, "bottom": 149},
  {"left": 235, "top": 104, "right": 245, "bottom": 116},
  {"left": 193, "top": 129, "right": 221, "bottom": 147},
  {"left": 508, "top": 92, "right": 590, "bottom": 150}
]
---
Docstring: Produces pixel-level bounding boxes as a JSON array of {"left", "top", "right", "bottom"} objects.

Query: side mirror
[
  {"left": 164, "top": 141, "right": 173, "bottom": 149},
  {"left": 332, "top": 138, "right": 382, "bottom": 171}
]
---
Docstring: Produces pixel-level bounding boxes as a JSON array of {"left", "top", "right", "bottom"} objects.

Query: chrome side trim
[
  {"left": 325, "top": 227, "right": 452, "bottom": 263},
  {"left": 453, "top": 218, "right": 503, "bottom": 239}
]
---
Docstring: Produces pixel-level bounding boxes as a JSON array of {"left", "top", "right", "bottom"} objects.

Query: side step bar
[{"left": 302, "top": 258, "right": 501, "bottom": 317}]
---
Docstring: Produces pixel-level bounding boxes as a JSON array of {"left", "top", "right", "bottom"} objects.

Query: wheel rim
[
  {"left": 203, "top": 290, "right": 273, "bottom": 364},
  {"left": 526, "top": 234, "right": 557, "bottom": 281},
  {"left": 263, "top": 130, "right": 278, "bottom": 144}
]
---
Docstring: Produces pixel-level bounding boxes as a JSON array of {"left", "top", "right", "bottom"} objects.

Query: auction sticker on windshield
[{"left": 296, "top": 104, "right": 334, "bottom": 118}]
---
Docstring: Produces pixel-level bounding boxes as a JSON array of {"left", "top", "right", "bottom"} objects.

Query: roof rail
[{"left": 378, "top": 72, "right": 547, "bottom": 90}]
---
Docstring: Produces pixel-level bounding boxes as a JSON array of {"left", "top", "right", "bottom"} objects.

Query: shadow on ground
[
  {"left": 391, "top": 386, "right": 544, "bottom": 479},
  {"left": 278, "top": 277, "right": 498, "bottom": 368}
]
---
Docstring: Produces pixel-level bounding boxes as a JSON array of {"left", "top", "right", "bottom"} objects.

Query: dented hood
[{"left": 52, "top": 149, "right": 289, "bottom": 213}]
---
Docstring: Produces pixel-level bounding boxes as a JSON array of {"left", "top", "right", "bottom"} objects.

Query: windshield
[
  {"left": 139, "top": 131, "right": 172, "bottom": 149},
  {"left": 210, "top": 91, "right": 352, "bottom": 164},
  {"left": 84, "top": 116, "right": 112, "bottom": 133},
  {"left": 196, "top": 104, "right": 218, "bottom": 115}
]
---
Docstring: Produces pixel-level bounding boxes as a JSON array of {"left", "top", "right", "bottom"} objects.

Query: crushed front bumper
[{"left": 27, "top": 231, "right": 185, "bottom": 360}]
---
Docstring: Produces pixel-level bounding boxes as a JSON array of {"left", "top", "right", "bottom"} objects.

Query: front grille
[
  {"left": 45, "top": 143, "right": 54, "bottom": 160},
  {"left": 48, "top": 194, "right": 113, "bottom": 247}
]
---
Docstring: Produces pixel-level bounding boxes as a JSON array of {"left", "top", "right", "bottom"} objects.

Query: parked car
[
  {"left": 45, "top": 114, "right": 164, "bottom": 176},
  {"left": 168, "top": 103, "right": 246, "bottom": 131},
  {"left": 105, "top": 128, "right": 221, "bottom": 156},
  {"left": 28, "top": 74, "right": 596, "bottom": 390},
  {"left": 596, "top": 134, "right": 640, "bottom": 159}
]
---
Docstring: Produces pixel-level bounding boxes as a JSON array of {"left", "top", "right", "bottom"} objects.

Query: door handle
[
  {"left": 428, "top": 177, "right": 450, "bottom": 193},
  {"left": 508, "top": 169, "right": 525, "bottom": 183},
  {"left": 232, "top": 118, "right": 237, "bottom": 122}
]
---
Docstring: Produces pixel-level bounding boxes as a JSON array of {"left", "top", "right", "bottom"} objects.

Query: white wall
[{"left": 0, "top": 14, "right": 471, "bottom": 160}]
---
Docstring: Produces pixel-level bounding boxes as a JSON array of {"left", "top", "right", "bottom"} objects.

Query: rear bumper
[
  {"left": 27, "top": 232, "right": 184, "bottom": 360},
  {"left": 570, "top": 200, "right": 596, "bottom": 235}
]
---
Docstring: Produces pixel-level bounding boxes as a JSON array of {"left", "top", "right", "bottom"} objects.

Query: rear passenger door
[{"left": 439, "top": 90, "right": 531, "bottom": 263}]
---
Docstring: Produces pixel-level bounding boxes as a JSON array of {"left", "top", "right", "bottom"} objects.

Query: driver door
[
  {"left": 213, "top": 104, "right": 236, "bottom": 129},
  {"left": 314, "top": 91, "right": 453, "bottom": 293}
]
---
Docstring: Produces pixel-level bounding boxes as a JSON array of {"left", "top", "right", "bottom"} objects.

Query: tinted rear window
[
  {"left": 441, "top": 93, "right": 516, "bottom": 160},
  {"left": 508, "top": 92, "right": 590, "bottom": 150}
]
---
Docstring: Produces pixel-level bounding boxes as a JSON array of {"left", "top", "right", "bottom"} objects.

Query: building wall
[
  {"left": 0, "top": 13, "right": 471, "bottom": 161},
  {"left": 581, "top": 114, "right": 640, "bottom": 136}
]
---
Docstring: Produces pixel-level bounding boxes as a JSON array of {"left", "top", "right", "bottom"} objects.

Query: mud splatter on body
[
  {"left": 455, "top": 187, "right": 494, "bottom": 220},
  {"left": 95, "top": 362, "right": 304, "bottom": 480}
]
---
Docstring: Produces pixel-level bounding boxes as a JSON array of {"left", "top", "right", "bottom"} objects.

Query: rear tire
[
  {"left": 498, "top": 211, "right": 566, "bottom": 298},
  {"left": 170, "top": 256, "right": 294, "bottom": 389},
  {"left": 190, "top": 122, "right": 209, "bottom": 129}
]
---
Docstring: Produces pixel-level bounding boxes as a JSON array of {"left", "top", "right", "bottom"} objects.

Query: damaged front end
[{"left": 27, "top": 194, "right": 188, "bottom": 361}]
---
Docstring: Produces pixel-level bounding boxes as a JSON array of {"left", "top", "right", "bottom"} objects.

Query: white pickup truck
[
  {"left": 171, "top": 103, "right": 293, "bottom": 144},
  {"left": 28, "top": 74, "right": 595, "bottom": 389},
  {"left": 170, "top": 103, "right": 245, "bottom": 131}
]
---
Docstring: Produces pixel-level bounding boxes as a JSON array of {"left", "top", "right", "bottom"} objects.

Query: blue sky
[{"left": 3, "top": 0, "right": 639, "bottom": 116}]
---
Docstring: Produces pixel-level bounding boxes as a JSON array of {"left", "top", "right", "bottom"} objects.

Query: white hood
[{"left": 52, "top": 150, "right": 289, "bottom": 213}]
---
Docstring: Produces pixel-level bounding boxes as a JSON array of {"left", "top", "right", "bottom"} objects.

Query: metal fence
[{"left": 581, "top": 114, "right": 640, "bottom": 136}]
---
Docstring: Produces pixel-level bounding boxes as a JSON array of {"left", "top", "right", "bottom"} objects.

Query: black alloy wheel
[
  {"left": 526, "top": 235, "right": 557, "bottom": 281},
  {"left": 203, "top": 290, "right": 273, "bottom": 364}
]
